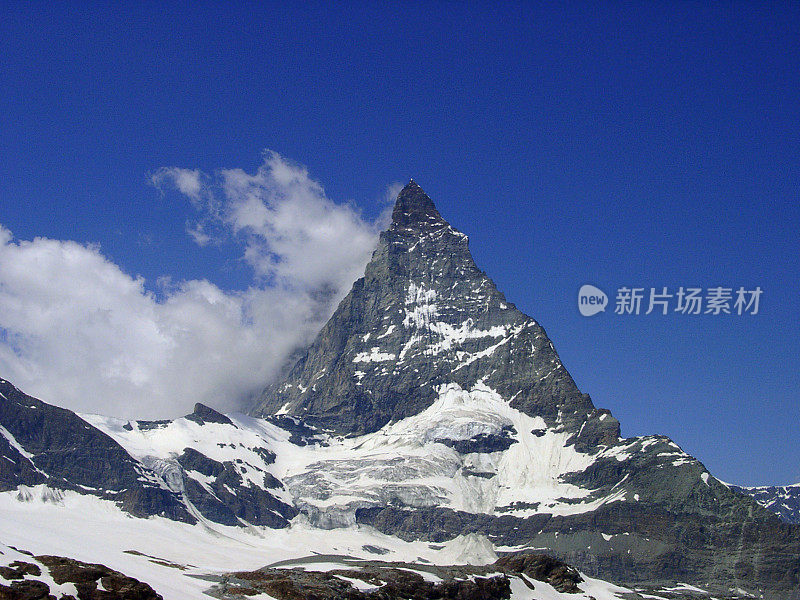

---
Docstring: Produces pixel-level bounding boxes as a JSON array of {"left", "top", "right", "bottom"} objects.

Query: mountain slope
[
  {"left": 252, "top": 181, "right": 800, "bottom": 598},
  {"left": 733, "top": 483, "right": 800, "bottom": 524},
  {"left": 0, "top": 377, "right": 192, "bottom": 522},
  {"left": 0, "top": 377, "right": 295, "bottom": 529},
  {"left": 253, "top": 180, "right": 618, "bottom": 450}
]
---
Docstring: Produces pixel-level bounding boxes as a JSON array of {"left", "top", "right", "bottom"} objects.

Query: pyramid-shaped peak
[
  {"left": 391, "top": 180, "right": 447, "bottom": 228},
  {"left": 185, "top": 402, "right": 234, "bottom": 426},
  {"left": 254, "top": 177, "right": 615, "bottom": 444}
]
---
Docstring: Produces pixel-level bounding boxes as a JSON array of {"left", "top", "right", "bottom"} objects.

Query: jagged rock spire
[
  {"left": 253, "top": 183, "right": 617, "bottom": 445},
  {"left": 391, "top": 180, "right": 447, "bottom": 228}
]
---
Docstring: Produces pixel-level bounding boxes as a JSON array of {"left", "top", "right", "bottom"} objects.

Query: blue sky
[{"left": 1, "top": 2, "right": 798, "bottom": 486}]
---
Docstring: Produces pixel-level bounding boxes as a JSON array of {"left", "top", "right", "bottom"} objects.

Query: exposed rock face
[
  {"left": 0, "top": 377, "right": 296, "bottom": 529},
  {"left": 0, "top": 549, "right": 162, "bottom": 600},
  {"left": 204, "top": 552, "right": 765, "bottom": 600},
  {"left": 37, "top": 555, "right": 162, "bottom": 600},
  {"left": 733, "top": 483, "right": 800, "bottom": 524},
  {"left": 0, "top": 378, "right": 192, "bottom": 523},
  {"left": 495, "top": 552, "right": 583, "bottom": 593},
  {"left": 253, "top": 181, "right": 619, "bottom": 449},
  {"left": 184, "top": 403, "right": 235, "bottom": 427},
  {"left": 177, "top": 447, "right": 297, "bottom": 527},
  {"left": 251, "top": 182, "right": 800, "bottom": 598},
  {"left": 205, "top": 554, "right": 590, "bottom": 600},
  {"left": 209, "top": 567, "right": 512, "bottom": 600}
]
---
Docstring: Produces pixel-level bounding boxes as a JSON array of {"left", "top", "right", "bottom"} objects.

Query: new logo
[{"left": 578, "top": 284, "right": 608, "bottom": 317}]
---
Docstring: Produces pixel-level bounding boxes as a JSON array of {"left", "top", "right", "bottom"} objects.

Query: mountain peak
[
  {"left": 391, "top": 180, "right": 447, "bottom": 228},
  {"left": 185, "top": 402, "right": 234, "bottom": 427},
  {"left": 254, "top": 182, "right": 612, "bottom": 443}
]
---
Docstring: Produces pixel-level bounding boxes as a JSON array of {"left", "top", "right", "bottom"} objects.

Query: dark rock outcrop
[
  {"left": 263, "top": 415, "right": 322, "bottom": 446},
  {"left": 0, "top": 378, "right": 193, "bottom": 524},
  {"left": 495, "top": 552, "right": 583, "bottom": 593},
  {"left": 37, "top": 555, "right": 163, "bottom": 600},
  {"left": 206, "top": 560, "right": 514, "bottom": 600},
  {"left": 0, "top": 579, "right": 53, "bottom": 600},
  {"left": 435, "top": 425, "right": 517, "bottom": 454},
  {"left": 184, "top": 403, "right": 235, "bottom": 427},
  {"left": 177, "top": 447, "right": 297, "bottom": 528},
  {"left": 0, "top": 552, "right": 162, "bottom": 600}
]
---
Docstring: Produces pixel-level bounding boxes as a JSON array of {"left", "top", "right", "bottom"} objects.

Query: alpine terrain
[
  {"left": 1, "top": 181, "right": 798, "bottom": 599},
  {"left": 733, "top": 483, "right": 800, "bottom": 525}
]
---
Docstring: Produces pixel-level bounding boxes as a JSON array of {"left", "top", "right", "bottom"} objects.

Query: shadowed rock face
[
  {"left": 0, "top": 377, "right": 193, "bottom": 523},
  {"left": 253, "top": 181, "right": 619, "bottom": 448}
]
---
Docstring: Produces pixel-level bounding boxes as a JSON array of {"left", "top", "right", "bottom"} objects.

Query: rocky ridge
[
  {"left": 733, "top": 483, "right": 800, "bottom": 525},
  {"left": 0, "top": 378, "right": 295, "bottom": 530}
]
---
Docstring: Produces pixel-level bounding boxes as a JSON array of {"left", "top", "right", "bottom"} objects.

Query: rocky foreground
[
  {"left": 0, "top": 546, "right": 162, "bottom": 600},
  {"left": 1, "top": 543, "right": 759, "bottom": 600}
]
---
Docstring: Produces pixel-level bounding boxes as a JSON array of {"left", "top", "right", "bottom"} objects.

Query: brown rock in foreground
[{"left": 0, "top": 552, "right": 162, "bottom": 600}]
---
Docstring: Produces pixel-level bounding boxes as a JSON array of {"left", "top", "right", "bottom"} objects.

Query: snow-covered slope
[
  {"left": 731, "top": 482, "right": 800, "bottom": 524},
  {"left": 0, "top": 486, "right": 639, "bottom": 600},
  {"left": 80, "top": 379, "right": 705, "bottom": 532},
  {"left": 272, "top": 381, "right": 679, "bottom": 525},
  {"left": 83, "top": 377, "right": 784, "bottom": 597},
  {"left": 81, "top": 407, "right": 297, "bottom": 527},
  {"left": 4, "top": 371, "right": 754, "bottom": 597}
]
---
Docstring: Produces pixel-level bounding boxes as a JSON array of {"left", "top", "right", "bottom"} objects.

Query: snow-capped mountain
[
  {"left": 0, "top": 382, "right": 773, "bottom": 600},
  {"left": 251, "top": 182, "right": 800, "bottom": 595},
  {"left": 254, "top": 180, "right": 619, "bottom": 451},
  {"left": 1, "top": 181, "right": 799, "bottom": 599},
  {"left": 0, "top": 379, "right": 674, "bottom": 600},
  {"left": 733, "top": 483, "right": 800, "bottom": 524}
]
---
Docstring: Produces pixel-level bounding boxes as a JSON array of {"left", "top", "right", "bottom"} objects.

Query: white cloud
[
  {"left": 384, "top": 181, "right": 405, "bottom": 205},
  {"left": 218, "top": 151, "right": 386, "bottom": 292},
  {"left": 0, "top": 153, "right": 393, "bottom": 419},
  {"left": 186, "top": 221, "right": 212, "bottom": 247},
  {"left": 151, "top": 167, "right": 205, "bottom": 206}
]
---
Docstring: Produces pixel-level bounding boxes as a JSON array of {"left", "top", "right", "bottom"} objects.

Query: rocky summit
[
  {"left": 253, "top": 180, "right": 619, "bottom": 449},
  {"left": 251, "top": 182, "right": 800, "bottom": 597},
  {"left": 1, "top": 182, "right": 799, "bottom": 599}
]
